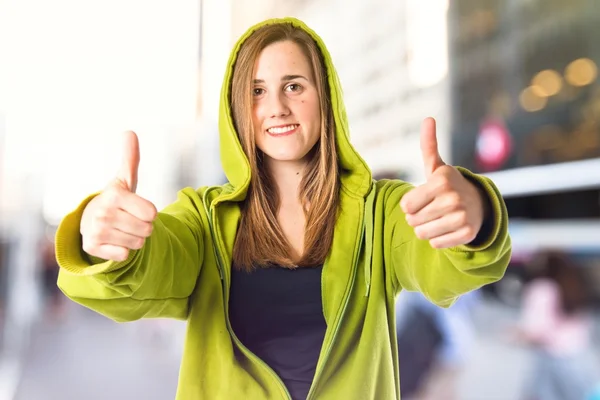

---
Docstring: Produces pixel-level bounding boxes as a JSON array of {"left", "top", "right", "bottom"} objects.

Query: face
[{"left": 252, "top": 40, "right": 321, "bottom": 168}]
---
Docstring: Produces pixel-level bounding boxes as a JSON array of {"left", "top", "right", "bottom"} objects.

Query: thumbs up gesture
[
  {"left": 400, "top": 118, "right": 488, "bottom": 249},
  {"left": 80, "top": 131, "right": 158, "bottom": 261}
]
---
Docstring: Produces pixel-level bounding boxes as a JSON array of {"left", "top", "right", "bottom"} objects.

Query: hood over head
[{"left": 217, "top": 17, "right": 372, "bottom": 202}]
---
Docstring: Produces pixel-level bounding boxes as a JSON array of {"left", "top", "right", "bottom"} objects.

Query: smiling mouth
[{"left": 266, "top": 124, "right": 299, "bottom": 136}]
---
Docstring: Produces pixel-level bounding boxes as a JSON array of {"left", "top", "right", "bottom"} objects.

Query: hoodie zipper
[
  {"left": 305, "top": 201, "right": 364, "bottom": 400},
  {"left": 207, "top": 205, "right": 292, "bottom": 400}
]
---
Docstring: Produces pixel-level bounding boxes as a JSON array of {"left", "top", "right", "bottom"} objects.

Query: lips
[{"left": 266, "top": 124, "right": 299, "bottom": 136}]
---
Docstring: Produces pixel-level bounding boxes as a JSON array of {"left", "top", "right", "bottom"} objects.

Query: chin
[
  {"left": 267, "top": 154, "right": 306, "bottom": 162},
  {"left": 263, "top": 150, "right": 311, "bottom": 163}
]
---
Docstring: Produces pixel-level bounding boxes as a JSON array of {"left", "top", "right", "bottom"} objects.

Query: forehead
[{"left": 253, "top": 40, "right": 312, "bottom": 79}]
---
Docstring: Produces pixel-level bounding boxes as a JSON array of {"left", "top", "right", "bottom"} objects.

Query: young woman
[{"left": 55, "top": 17, "right": 511, "bottom": 399}]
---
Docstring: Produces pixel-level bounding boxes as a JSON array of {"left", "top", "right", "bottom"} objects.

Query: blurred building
[
  {"left": 226, "top": 0, "right": 451, "bottom": 183},
  {"left": 447, "top": 0, "right": 600, "bottom": 302},
  {"left": 0, "top": 111, "right": 7, "bottom": 356},
  {"left": 0, "top": 108, "right": 44, "bottom": 400},
  {"left": 0, "top": 2, "right": 202, "bottom": 398}
]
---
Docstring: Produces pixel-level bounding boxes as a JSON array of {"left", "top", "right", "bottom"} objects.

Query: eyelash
[
  {"left": 286, "top": 83, "right": 301, "bottom": 92},
  {"left": 252, "top": 83, "right": 302, "bottom": 96}
]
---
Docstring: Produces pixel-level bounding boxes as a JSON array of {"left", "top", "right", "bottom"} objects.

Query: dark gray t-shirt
[{"left": 229, "top": 264, "right": 326, "bottom": 400}]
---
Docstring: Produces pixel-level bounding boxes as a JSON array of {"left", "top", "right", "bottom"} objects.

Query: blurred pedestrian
[
  {"left": 397, "top": 289, "right": 480, "bottom": 400},
  {"left": 40, "top": 225, "right": 65, "bottom": 320},
  {"left": 514, "top": 250, "right": 598, "bottom": 400}
]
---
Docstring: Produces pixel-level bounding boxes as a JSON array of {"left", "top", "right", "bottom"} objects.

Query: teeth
[{"left": 267, "top": 124, "right": 298, "bottom": 134}]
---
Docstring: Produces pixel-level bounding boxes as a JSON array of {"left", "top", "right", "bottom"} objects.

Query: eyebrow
[{"left": 253, "top": 75, "right": 309, "bottom": 84}]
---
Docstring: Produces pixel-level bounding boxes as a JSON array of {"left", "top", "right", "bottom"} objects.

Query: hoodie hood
[{"left": 217, "top": 17, "right": 372, "bottom": 202}]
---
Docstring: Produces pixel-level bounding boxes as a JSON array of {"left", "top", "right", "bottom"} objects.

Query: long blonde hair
[{"left": 230, "top": 23, "right": 340, "bottom": 270}]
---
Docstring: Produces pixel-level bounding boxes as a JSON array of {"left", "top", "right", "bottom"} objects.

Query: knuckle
[
  {"left": 414, "top": 227, "right": 427, "bottom": 240},
  {"left": 465, "top": 227, "right": 478, "bottom": 242},
  {"left": 460, "top": 227, "right": 475, "bottom": 243},
  {"left": 94, "top": 208, "right": 111, "bottom": 224},
  {"left": 115, "top": 248, "right": 129, "bottom": 262},
  {"left": 456, "top": 210, "right": 469, "bottom": 226},
  {"left": 437, "top": 176, "right": 452, "bottom": 192},
  {"left": 103, "top": 187, "right": 121, "bottom": 207},
  {"left": 143, "top": 222, "right": 154, "bottom": 237},
  {"left": 148, "top": 204, "right": 158, "bottom": 220},
  {"left": 446, "top": 192, "right": 463, "bottom": 211},
  {"left": 441, "top": 165, "right": 457, "bottom": 178},
  {"left": 401, "top": 198, "right": 413, "bottom": 213},
  {"left": 88, "top": 230, "right": 105, "bottom": 245},
  {"left": 92, "top": 211, "right": 105, "bottom": 224},
  {"left": 137, "top": 199, "right": 157, "bottom": 221},
  {"left": 81, "top": 241, "right": 94, "bottom": 255},
  {"left": 131, "top": 237, "right": 145, "bottom": 250},
  {"left": 449, "top": 191, "right": 462, "bottom": 204}
]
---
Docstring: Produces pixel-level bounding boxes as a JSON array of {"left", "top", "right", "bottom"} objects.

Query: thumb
[
  {"left": 420, "top": 117, "right": 445, "bottom": 179},
  {"left": 117, "top": 130, "right": 140, "bottom": 193}
]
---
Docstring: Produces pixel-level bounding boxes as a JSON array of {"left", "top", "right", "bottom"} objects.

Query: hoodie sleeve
[
  {"left": 382, "top": 172, "right": 512, "bottom": 307},
  {"left": 55, "top": 187, "right": 207, "bottom": 322}
]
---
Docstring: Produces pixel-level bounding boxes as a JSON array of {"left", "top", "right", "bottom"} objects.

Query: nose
[{"left": 268, "top": 92, "right": 290, "bottom": 118}]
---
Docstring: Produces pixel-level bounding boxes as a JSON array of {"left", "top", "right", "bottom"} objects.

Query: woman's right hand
[{"left": 80, "top": 131, "right": 158, "bottom": 262}]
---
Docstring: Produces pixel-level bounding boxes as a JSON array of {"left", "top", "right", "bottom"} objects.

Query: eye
[
  {"left": 253, "top": 88, "right": 265, "bottom": 96},
  {"left": 285, "top": 83, "right": 302, "bottom": 92}
]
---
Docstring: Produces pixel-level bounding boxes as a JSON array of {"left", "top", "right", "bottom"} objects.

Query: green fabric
[{"left": 55, "top": 17, "right": 511, "bottom": 399}]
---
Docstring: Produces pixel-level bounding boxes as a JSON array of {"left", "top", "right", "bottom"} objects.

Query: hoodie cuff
[
  {"left": 452, "top": 166, "right": 506, "bottom": 252},
  {"left": 55, "top": 193, "right": 137, "bottom": 276}
]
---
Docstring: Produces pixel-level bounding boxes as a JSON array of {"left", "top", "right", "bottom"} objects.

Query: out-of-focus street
[
  {"left": 8, "top": 297, "right": 598, "bottom": 400},
  {"left": 12, "top": 302, "right": 184, "bottom": 400}
]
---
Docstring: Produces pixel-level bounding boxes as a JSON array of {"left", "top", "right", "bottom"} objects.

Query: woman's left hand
[{"left": 400, "top": 117, "right": 489, "bottom": 249}]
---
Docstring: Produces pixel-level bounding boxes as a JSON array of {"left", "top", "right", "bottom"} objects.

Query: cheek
[
  {"left": 311, "top": 103, "right": 321, "bottom": 129},
  {"left": 301, "top": 98, "right": 321, "bottom": 124},
  {"left": 250, "top": 106, "right": 264, "bottom": 148},
  {"left": 252, "top": 105, "right": 263, "bottom": 129}
]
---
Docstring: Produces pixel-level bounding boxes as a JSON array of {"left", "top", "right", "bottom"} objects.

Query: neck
[{"left": 265, "top": 158, "right": 306, "bottom": 207}]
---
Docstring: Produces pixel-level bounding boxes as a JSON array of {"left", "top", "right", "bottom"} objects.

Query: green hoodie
[{"left": 56, "top": 17, "right": 511, "bottom": 400}]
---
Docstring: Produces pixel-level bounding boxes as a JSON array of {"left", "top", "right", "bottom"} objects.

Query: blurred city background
[{"left": 1, "top": 0, "right": 599, "bottom": 399}]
